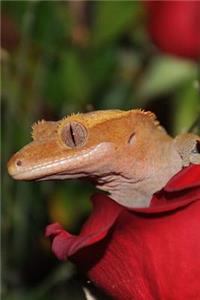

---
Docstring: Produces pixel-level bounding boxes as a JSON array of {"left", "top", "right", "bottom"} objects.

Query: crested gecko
[{"left": 7, "top": 109, "right": 200, "bottom": 208}]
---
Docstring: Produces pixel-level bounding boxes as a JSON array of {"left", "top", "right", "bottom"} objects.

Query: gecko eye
[
  {"left": 61, "top": 121, "right": 88, "bottom": 148},
  {"left": 192, "top": 140, "right": 200, "bottom": 153}
]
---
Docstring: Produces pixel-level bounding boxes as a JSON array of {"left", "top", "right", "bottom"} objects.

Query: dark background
[{"left": 1, "top": 1, "right": 199, "bottom": 299}]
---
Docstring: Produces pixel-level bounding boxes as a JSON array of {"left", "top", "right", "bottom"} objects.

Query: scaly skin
[{"left": 7, "top": 109, "right": 200, "bottom": 208}]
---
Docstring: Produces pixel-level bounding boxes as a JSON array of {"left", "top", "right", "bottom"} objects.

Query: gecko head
[{"left": 7, "top": 109, "right": 168, "bottom": 183}]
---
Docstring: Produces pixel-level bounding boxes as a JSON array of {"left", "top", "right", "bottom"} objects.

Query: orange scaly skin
[{"left": 7, "top": 109, "right": 200, "bottom": 208}]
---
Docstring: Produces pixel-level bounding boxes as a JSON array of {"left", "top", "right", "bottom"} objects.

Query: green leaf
[
  {"left": 59, "top": 50, "right": 91, "bottom": 105},
  {"left": 87, "top": 47, "right": 116, "bottom": 94},
  {"left": 173, "top": 80, "right": 200, "bottom": 135},
  {"left": 100, "top": 83, "right": 131, "bottom": 109},
  {"left": 136, "top": 55, "right": 198, "bottom": 103},
  {"left": 92, "top": 1, "right": 139, "bottom": 46},
  {"left": 32, "top": 2, "right": 67, "bottom": 51},
  {"left": 2, "top": 1, "right": 28, "bottom": 29}
]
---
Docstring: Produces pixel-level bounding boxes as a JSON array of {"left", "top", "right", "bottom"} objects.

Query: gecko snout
[{"left": 7, "top": 154, "right": 24, "bottom": 180}]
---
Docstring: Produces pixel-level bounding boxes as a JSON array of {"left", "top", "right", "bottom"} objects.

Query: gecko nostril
[{"left": 16, "top": 160, "right": 22, "bottom": 167}]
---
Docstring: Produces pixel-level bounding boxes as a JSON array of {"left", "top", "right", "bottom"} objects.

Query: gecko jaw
[{"left": 7, "top": 143, "right": 114, "bottom": 181}]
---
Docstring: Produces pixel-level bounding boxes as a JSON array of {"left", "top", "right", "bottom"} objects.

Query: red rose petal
[
  {"left": 45, "top": 222, "right": 66, "bottom": 237},
  {"left": 145, "top": 1, "right": 200, "bottom": 59},
  {"left": 45, "top": 194, "right": 123, "bottom": 260},
  {"left": 46, "top": 164, "right": 200, "bottom": 299},
  {"left": 82, "top": 200, "right": 200, "bottom": 300},
  {"left": 165, "top": 164, "right": 200, "bottom": 192},
  {"left": 80, "top": 194, "right": 123, "bottom": 235},
  {"left": 46, "top": 165, "right": 200, "bottom": 260},
  {"left": 149, "top": 187, "right": 200, "bottom": 212}
]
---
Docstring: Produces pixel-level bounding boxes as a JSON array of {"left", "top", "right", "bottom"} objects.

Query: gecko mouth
[{"left": 7, "top": 143, "right": 114, "bottom": 181}]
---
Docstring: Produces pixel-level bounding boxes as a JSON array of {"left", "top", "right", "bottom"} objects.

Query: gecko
[{"left": 7, "top": 109, "right": 200, "bottom": 208}]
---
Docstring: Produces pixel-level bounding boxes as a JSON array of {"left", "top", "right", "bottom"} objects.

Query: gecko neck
[{"left": 95, "top": 142, "right": 183, "bottom": 208}]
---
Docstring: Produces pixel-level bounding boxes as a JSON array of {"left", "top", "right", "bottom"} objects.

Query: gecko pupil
[
  {"left": 69, "top": 123, "right": 76, "bottom": 146},
  {"left": 61, "top": 121, "right": 88, "bottom": 148}
]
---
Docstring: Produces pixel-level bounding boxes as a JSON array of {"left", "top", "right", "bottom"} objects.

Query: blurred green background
[{"left": 1, "top": 1, "right": 200, "bottom": 300}]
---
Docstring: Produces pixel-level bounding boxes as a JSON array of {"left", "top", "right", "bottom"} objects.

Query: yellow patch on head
[
  {"left": 57, "top": 110, "right": 130, "bottom": 131},
  {"left": 57, "top": 109, "right": 162, "bottom": 136},
  {"left": 31, "top": 109, "right": 162, "bottom": 146},
  {"left": 32, "top": 119, "right": 46, "bottom": 140},
  {"left": 139, "top": 110, "right": 161, "bottom": 128}
]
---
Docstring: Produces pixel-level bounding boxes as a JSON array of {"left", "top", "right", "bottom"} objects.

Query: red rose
[
  {"left": 145, "top": 1, "right": 200, "bottom": 59},
  {"left": 46, "top": 164, "right": 200, "bottom": 300}
]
